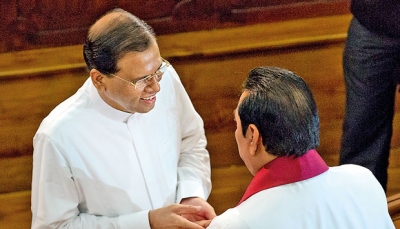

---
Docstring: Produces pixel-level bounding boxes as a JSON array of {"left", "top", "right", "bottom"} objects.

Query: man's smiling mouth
[{"left": 141, "top": 94, "right": 156, "bottom": 100}]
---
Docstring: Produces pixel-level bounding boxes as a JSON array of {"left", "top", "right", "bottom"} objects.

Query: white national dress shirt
[
  {"left": 207, "top": 164, "right": 394, "bottom": 229},
  {"left": 31, "top": 66, "right": 211, "bottom": 228}
]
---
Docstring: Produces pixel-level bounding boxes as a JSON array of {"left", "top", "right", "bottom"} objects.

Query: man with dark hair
[
  {"left": 207, "top": 66, "right": 394, "bottom": 228},
  {"left": 31, "top": 8, "right": 215, "bottom": 229}
]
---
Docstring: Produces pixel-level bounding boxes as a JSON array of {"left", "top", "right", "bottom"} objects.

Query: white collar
[{"left": 87, "top": 78, "right": 133, "bottom": 123}]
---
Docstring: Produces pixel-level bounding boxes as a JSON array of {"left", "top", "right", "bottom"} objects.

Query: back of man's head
[{"left": 238, "top": 66, "right": 320, "bottom": 157}]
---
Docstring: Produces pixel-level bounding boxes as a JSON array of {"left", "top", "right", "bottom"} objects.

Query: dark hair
[
  {"left": 238, "top": 66, "right": 320, "bottom": 157},
  {"left": 83, "top": 8, "right": 155, "bottom": 75}
]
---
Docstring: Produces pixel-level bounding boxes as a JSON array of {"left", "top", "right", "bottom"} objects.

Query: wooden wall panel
[
  {"left": 0, "top": 191, "right": 32, "bottom": 229},
  {"left": 0, "top": 156, "right": 32, "bottom": 194},
  {"left": 0, "top": 0, "right": 350, "bottom": 53},
  {"left": 0, "top": 71, "right": 87, "bottom": 158}
]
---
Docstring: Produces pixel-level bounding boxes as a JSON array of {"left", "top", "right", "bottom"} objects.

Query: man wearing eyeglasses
[{"left": 31, "top": 8, "right": 215, "bottom": 229}]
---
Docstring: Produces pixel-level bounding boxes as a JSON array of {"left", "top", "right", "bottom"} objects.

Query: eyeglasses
[{"left": 110, "top": 58, "right": 170, "bottom": 90}]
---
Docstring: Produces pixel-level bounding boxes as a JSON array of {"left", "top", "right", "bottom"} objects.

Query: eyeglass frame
[{"left": 108, "top": 58, "right": 170, "bottom": 90}]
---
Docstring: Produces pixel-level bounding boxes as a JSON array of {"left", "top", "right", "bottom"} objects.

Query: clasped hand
[{"left": 149, "top": 197, "right": 216, "bottom": 229}]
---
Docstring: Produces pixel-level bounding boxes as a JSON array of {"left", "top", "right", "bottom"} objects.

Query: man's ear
[
  {"left": 247, "top": 124, "right": 262, "bottom": 156},
  {"left": 90, "top": 69, "right": 105, "bottom": 90}
]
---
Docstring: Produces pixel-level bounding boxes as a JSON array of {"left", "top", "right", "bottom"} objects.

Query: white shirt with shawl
[
  {"left": 31, "top": 66, "right": 211, "bottom": 228},
  {"left": 207, "top": 151, "right": 394, "bottom": 229}
]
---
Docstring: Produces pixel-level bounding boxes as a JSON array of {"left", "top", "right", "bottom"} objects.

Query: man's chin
[{"left": 134, "top": 104, "right": 156, "bottom": 114}]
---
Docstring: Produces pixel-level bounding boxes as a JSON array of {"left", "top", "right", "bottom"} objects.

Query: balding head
[{"left": 83, "top": 8, "right": 156, "bottom": 75}]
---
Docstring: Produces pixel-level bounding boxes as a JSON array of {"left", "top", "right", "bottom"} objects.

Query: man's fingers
[
  {"left": 177, "top": 205, "right": 202, "bottom": 215},
  {"left": 181, "top": 218, "right": 205, "bottom": 229},
  {"left": 195, "top": 219, "right": 212, "bottom": 228}
]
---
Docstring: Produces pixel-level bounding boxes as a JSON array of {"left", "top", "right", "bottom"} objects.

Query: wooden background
[
  {"left": 1, "top": 0, "right": 349, "bottom": 53},
  {"left": 2, "top": 0, "right": 400, "bottom": 228}
]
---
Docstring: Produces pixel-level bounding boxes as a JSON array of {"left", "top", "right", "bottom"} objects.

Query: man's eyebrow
[
  {"left": 126, "top": 61, "right": 162, "bottom": 82},
  {"left": 137, "top": 60, "right": 163, "bottom": 79}
]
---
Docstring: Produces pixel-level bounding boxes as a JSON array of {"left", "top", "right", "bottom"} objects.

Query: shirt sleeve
[
  {"left": 167, "top": 67, "right": 212, "bottom": 202},
  {"left": 31, "top": 133, "right": 151, "bottom": 229}
]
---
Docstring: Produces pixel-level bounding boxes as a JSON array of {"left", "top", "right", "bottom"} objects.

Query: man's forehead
[
  {"left": 235, "top": 90, "right": 250, "bottom": 116},
  {"left": 239, "top": 90, "right": 250, "bottom": 104}
]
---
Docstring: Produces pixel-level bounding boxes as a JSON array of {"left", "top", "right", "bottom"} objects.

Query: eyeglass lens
[{"left": 135, "top": 61, "right": 168, "bottom": 89}]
